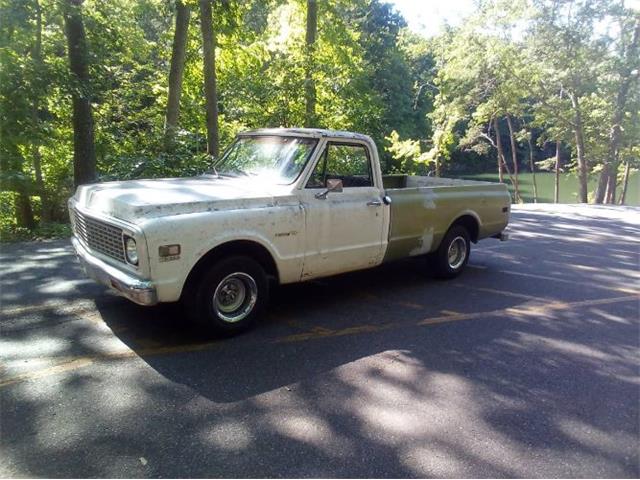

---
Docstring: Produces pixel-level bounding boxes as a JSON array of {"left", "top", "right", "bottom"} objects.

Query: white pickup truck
[{"left": 69, "top": 128, "right": 510, "bottom": 333}]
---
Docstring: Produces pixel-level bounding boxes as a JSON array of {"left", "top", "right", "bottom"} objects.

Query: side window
[{"left": 306, "top": 143, "right": 373, "bottom": 188}]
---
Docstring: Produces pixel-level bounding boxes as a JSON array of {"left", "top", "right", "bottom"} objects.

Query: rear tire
[
  {"left": 185, "top": 255, "right": 268, "bottom": 335},
  {"left": 430, "top": 225, "right": 471, "bottom": 279}
]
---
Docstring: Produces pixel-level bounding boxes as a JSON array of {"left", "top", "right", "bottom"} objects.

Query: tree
[
  {"left": 63, "top": 0, "right": 96, "bottom": 187},
  {"left": 199, "top": 0, "right": 219, "bottom": 157},
  {"left": 304, "top": 0, "right": 317, "bottom": 127},
  {"left": 528, "top": 0, "right": 611, "bottom": 203},
  {"left": 594, "top": 13, "right": 640, "bottom": 203},
  {"left": 521, "top": 126, "right": 539, "bottom": 203},
  {"left": 554, "top": 141, "right": 561, "bottom": 203},
  {"left": 164, "top": 0, "right": 191, "bottom": 151},
  {"left": 506, "top": 114, "right": 521, "bottom": 201},
  {"left": 357, "top": 1, "right": 416, "bottom": 144}
]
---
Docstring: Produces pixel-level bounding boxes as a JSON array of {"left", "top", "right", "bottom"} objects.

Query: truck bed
[{"left": 381, "top": 174, "right": 510, "bottom": 262}]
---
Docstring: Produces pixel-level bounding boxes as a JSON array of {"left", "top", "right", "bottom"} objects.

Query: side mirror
[{"left": 315, "top": 179, "right": 343, "bottom": 199}]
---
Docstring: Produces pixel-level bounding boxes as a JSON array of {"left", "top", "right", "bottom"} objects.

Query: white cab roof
[{"left": 239, "top": 128, "right": 373, "bottom": 143}]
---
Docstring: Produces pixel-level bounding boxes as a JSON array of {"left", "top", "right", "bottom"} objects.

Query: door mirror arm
[{"left": 315, "top": 179, "right": 343, "bottom": 199}]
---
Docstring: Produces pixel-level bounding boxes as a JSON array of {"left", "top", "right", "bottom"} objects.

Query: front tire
[
  {"left": 431, "top": 225, "right": 471, "bottom": 279},
  {"left": 185, "top": 256, "right": 268, "bottom": 335}
]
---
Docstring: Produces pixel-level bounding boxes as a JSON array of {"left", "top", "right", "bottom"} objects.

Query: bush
[{"left": 0, "top": 222, "right": 71, "bottom": 243}]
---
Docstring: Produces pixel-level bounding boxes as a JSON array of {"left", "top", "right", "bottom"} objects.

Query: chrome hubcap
[
  {"left": 213, "top": 272, "right": 258, "bottom": 323},
  {"left": 447, "top": 236, "right": 467, "bottom": 270}
]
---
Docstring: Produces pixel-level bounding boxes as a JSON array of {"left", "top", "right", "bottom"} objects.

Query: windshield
[{"left": 213, "top": 135, "right": 318, "bottom": 184}]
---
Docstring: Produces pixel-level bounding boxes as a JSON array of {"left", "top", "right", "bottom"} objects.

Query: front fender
[{"left": 140, "top": 205, "right": 305, "bottom": 302}]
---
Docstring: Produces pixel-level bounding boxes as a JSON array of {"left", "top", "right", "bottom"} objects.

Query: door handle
[{"left": 367, "top": 200, "right": 382, "bottom": 207}]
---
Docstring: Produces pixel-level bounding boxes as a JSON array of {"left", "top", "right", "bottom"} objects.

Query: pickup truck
[{"left": 69, "top": 128, "right": 510, "bottom": 333}]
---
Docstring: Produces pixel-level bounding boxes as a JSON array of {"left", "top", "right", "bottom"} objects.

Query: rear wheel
[
  {"left": 185, "top": 256, "right": 268, "bottom": 335},
  {"left": 430, "top": 225, "right": 471, "bottom": 279}
]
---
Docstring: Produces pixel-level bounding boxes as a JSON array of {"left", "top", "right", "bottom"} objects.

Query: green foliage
[
  {"left": 1, "top": 0, "right": 638, "bottom": 241},
  {"left": 384, "top": 130, "right": 430, "bottom": 174}
]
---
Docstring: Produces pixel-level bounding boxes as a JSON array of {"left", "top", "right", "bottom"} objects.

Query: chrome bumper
[{"left": 72, "top": 236, "right": 157, "bottom": 306}]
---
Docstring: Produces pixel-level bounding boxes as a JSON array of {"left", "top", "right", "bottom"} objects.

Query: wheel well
[
  {"left": 182, "top": 240, "right": 279, "bottom": 298},
  {"left": 451, "top": 215, "right": 480, "bottom": 243}
]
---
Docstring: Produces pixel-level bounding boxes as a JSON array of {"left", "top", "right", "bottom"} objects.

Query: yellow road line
[
  {"left": 0, "top": 340, "right": 222, "bottom": 389},
  {"left": 1, "top": 294, "right": 637, "bottom": 389},
  {"left": 277, "top": 323, "right": 395, "bottom": 343},
  {"left": 415, "top": 295, "right": 638, "bottom": 328},
  {"left": 453, "top": 284, "right": 550, "bottom": 302},
  {"left": 277, "top": 295, "right": 638, "bottom": 341}
]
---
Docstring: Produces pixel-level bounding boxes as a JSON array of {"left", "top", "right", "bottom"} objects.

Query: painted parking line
[
  {"left": 1, "top": 294, "right": 637, "bottom": 389},
  {"left": 0, "top": 339, "right": 224, "bottom": 389},
  {"left": 276, "top": 295, "right": 638, "bottom": 340},
  {"left": 452, "top": 284, "right": 552, "bottom": 302}
]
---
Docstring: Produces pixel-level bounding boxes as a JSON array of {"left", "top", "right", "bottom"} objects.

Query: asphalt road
[{"left": 1, "top": 204, "right": 639, "bottom": 478}]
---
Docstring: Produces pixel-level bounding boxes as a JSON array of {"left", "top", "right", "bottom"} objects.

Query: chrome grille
[{"left": 72, "top": 209, "right": 126, "bottom": 263}]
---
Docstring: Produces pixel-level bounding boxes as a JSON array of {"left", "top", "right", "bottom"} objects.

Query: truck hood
[{"left": 73, "top": 176, "right": 290, "bottom": 223}]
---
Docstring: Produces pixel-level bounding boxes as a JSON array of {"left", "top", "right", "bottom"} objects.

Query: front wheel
[
  {"left": 430, "top": 225, "right": 471, "bottom": 279},
  {"left": 185, "top": 256, "right": 268, "bottom": 335}
]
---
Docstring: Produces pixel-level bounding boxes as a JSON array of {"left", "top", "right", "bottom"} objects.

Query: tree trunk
[
  {"left": 569, "top": 92, "right": 588, "bottom": 203},
  {"left": 199, "top": 0, "right": 219, "bottom": 157},
  {"left": 605, "top": 165, "right": 617, "bottom": 204},
  {"left": 595, "top": 18, "right": 639, "bottom": 204},
  {"left": 554, "top": 141, "right": 561, "bottom": 204},
  {"left": 15, "top": 188, "right": 36, "bottom": 230},
  {"left": 506, "top": 114, "right": 521, "bottom": 202},
  {"left": 31, "top": 0, "right": 50, "bottom": 223},
  {"left": 64, "top": 0, "right": 97, "bottom": 188},
  {"left": 493, "top": 117, "right": 518, "bottom": 200},
  {"left": 164, "top": 1, "right": 190, "bottom": 151},
  {"left": 618, "top": 160, "right": 630, "bottom": 205},
  {"left": 304, "top": 0, "right": 317, "bottom": 127},
  {"left": 527, "top": 134, "right": 538, "bottom": 203},
  {"left": 494, "top": 117, "right": 505, "bottom": 183}
]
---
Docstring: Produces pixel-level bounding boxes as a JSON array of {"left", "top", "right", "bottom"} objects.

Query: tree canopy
[{"left": 0, "top": 0, "right": 638, "bottom": 239}]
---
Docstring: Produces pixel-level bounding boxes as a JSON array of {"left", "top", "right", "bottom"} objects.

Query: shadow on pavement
[{"left": 2, "top": 206, "right": 639, "bottom": 477}]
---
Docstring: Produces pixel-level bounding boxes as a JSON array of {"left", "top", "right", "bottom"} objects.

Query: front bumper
[{"left": 72, "top": 236, "right": 158, "bottom": 306}]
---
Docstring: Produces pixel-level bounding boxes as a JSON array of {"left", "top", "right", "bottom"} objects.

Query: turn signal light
[{"left": 159, "top": 244, "right": 181, "bottom": 257}]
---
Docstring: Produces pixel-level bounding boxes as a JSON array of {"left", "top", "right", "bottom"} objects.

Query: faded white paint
[
  {"left": 409, "top": 226, "right": 435, "bottom": 256},
  {"left": 69, "top": 128, "right": 510, "bottom": 304}
]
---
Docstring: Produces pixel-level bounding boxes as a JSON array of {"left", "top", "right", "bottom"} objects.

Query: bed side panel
[{"left": 383, "top": 183, "right": 509, "bottom": 262}]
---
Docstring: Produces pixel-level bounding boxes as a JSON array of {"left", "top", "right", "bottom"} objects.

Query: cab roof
[{"left": 238, "top": 128, "right": 373, "bottom": 143}]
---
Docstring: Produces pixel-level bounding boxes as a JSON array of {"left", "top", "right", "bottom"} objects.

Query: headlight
[{"left": 124, "top": 236, "right": 138, "bottom": 265}]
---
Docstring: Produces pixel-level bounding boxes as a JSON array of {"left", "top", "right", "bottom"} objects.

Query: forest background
[{"left": 1, "top": 0, "right": 638, "bottom": 241}]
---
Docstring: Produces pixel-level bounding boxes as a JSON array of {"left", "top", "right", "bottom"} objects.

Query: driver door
[{"left": 300, "top": 141, "right": 386, "bottom": 279}]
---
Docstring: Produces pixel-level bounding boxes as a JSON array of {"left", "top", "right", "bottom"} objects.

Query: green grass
[
  {"left": 455, "top": 172, "right": 639, "bottom": 205},
  {"left": 0, "top": 223, "right": 72, "bottom": 243}
]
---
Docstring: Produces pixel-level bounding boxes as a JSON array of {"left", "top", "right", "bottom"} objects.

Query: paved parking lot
[{"left": 1, "top": 204, "right": 639, "bottom": 478}]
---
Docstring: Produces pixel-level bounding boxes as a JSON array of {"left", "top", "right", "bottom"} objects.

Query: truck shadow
[
  {"left": 92, "top": 251, "right": 639, "bottom": 476},
  {"left": 95, "top": 204, "right": 640, "bottom": 406}
]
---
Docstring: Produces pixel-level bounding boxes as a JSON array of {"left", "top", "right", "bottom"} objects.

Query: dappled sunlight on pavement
[{"left": 1, "top": 205, "right": 639, "bottom": 477}]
